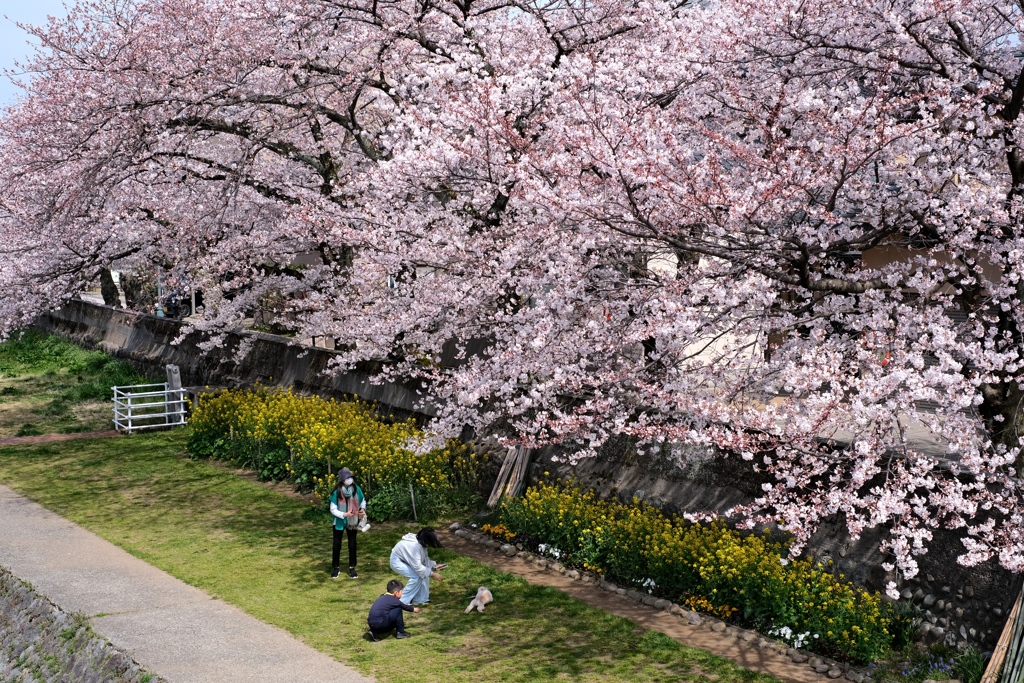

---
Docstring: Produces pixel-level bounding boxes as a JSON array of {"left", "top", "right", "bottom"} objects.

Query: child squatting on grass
[
  {"left": 368, "top": 580, "right": 419, "bottom": 640},
  {"left": 329, "top": 467, "right": 368, "bottom": 579}
]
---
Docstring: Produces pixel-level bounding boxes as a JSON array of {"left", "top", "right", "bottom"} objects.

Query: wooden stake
[
  {"left": 503, "top": 447, "right": 531, "bottom": 500},
  {"left": 982, "top": 588, "right": 1023, "bottom": 683},
  {"left": 409, "top": 483, "right": 418, "bottom": 522},
  {"left": 1000, "top": 589, "right": 1024, "bottom": 683},
  {"left": 487, "top": 447, "right": 518, "bottom": 509}
]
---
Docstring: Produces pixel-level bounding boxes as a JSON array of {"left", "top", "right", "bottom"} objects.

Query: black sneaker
[
  {"left": 348, "top": 568, "right": 358, "bottom": 579},
  {"left": 331, "top": 568, "right": 340, "bottom": 579},
  {"left": 395, "top": 631, "right": 411, "bottom": 639},
  {"left": 368, "top": 630, "right": 381, "bottom": 642}
]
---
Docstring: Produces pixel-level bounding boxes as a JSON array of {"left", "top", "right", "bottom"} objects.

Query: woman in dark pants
[{"left": 329, "top": 467, "right": 365, "bottom": 578}]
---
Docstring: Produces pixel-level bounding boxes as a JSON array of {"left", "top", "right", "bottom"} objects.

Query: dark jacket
[{"left": 368, "top": 594, "right": 414, "bottom": 628}]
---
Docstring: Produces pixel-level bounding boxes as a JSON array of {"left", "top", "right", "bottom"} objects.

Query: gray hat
[{"left": 338, "top": 467, "right": 353, "bottom": 483}]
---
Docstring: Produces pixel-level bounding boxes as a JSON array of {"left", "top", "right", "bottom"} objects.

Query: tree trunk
[{"left": 99, "top": 269, "right": 120, "bottom": 307}]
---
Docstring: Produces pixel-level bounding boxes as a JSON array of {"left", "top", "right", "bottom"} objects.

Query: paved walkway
[{"left": 0, "top": 484, "right": 371, "bottom": 683}]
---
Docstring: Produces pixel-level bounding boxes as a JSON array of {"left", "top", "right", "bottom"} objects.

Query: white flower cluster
[
  {"left": 768, "top": 626, "right": 818, "bottom": 650},
  {"left": 537, "top": 544, "right": 562, "bottom": 560}
]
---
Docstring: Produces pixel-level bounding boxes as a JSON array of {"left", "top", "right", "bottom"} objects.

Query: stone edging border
[
  {"left": 0, "top": 564, "right": 162, "bottom": 683},
  {"left": 449, "top": 522, "right": 878, "bottom": 683}
]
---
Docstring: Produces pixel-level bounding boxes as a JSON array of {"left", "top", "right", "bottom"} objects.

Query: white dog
[{"left": 464, "top": 586, "right": 493, "bottom": 613}]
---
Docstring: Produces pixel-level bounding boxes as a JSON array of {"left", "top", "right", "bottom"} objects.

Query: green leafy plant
[
  {"left": 889, "top": 601, "right": 922, "bottom": 652},
  {"left": 0, "top": 330, "right": 148, "bottom": 403},
  {"left": 186, "top": 387, "right": 484, "bottom": 520},
  {"left": 955, "top": 646, "right": 988, "bottom": 683},
  {"left": 501, "top": 482, "right": 893, "bottom": 664},
  {"left": 37, "top": 398, "right": 70, "bottom": 417},
  {"left": 15, "top": 423, "right": 43, "bottom": 437}
]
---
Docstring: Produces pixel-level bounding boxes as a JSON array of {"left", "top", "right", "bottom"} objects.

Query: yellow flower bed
[
  {"left": 500, "top": 482, "right": 892, "bottom": 663},
  {"left": 480, "top": 523, "right": 516, "bottom": 542},
  {"left": 186, "top": 387, "right": 481, "bottom": 518}
]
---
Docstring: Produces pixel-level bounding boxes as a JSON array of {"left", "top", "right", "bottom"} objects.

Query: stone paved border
[
  {"left": 0, "top": 484, "right": 371, "bottom": 683},
  {"left": 448, "top": 523, "right": 863, "bottom": 683},
  {"left": 0, "top": 564, "right": 163, "bottom": 683}
]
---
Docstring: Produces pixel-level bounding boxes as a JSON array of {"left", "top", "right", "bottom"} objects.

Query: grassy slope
[
  {"left": 0, "top": 431, "right": 779, "bottom": 683},
  {"left": 0, "top": 331, "right": 149, "bottom": 437}
]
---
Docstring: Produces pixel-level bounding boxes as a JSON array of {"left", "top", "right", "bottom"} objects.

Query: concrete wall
[
  {"left": 532, "top": 437, "right": 1020, "bottom": 652},
  {"left": 0, "top": 565, "right": 161, "bottom": 683},
  {"left": 37, "top": 300, "right": 1019, "bottom": 652},
  {"left": 35, "top": 301, "right": 434, "bottom": 420}
]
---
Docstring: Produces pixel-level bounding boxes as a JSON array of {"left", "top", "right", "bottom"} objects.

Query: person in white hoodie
[{"left": 389, "top": 528, "right": 446, "bottom": 605}]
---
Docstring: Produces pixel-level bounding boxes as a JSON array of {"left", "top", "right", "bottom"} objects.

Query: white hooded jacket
[{"left": 390, "top": 533, "right": 436, "bottom": 579}]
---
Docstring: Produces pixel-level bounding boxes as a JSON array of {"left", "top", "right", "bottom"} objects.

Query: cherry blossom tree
[{"left": 3, "top": 0, "right": 1024, "bottom": 588}]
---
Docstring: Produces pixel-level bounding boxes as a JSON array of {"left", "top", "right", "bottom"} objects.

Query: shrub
[
  {"left": 186, "top": 387, "right": 483, "bottom": 520},
  {"left": 15, "top": 423, "right": 43, "bottom": 437},
  {"left": 889, "top": 601, "right": 922, "bottom": 652},
  {"left": 500, "top": 482, "right": 893, "bottom": 663}
]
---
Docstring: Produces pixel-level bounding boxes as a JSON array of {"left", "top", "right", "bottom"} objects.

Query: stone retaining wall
[
  {"left": 530, "top": 439, "right": 1020, "bottom": 652},
  {"left": 34, "top": 300, "right": 434, "bottom": 420},
  {"left": 35, "top": 300, "right": 1020, "bottom": 652},
  {"left": 0, "top": 565, "right": 160, "bottom": 683}
]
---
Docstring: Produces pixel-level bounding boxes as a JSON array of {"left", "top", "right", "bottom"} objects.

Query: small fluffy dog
[{"left": 464, "top": 586, "right": 493, "bottom": 613}]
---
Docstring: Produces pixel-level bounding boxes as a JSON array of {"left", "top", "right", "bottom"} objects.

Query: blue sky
[{"left": 0, "top": 0, "right": 69, "bottom": 106}]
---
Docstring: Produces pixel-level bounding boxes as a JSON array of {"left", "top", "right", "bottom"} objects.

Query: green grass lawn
[
  {"left": 0, "top": 330, "right": 151, "bottom": 437},
  {"left": 0, "top": 431, "right": 781, "bottom": 683}
]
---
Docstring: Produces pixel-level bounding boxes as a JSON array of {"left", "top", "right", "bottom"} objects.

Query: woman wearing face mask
[{"left": 329, "top": 467, "right": 366, "bottom": 579}]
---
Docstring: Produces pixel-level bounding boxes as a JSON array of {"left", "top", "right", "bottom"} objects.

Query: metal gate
[{"left": 112, "top": 383, "right": 187, "bottom": 433}]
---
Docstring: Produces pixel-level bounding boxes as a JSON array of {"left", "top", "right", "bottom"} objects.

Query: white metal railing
[{"left": 112, "top": 383, "right": 187, "bottom": 433}]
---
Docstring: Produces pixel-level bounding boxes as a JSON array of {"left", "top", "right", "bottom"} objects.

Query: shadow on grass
[{"left": 0, "top": 432, "right": 777, "bottom": 683}]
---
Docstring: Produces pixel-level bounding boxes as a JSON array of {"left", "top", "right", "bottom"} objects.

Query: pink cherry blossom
[{"left": 3, "top": 0, "right": 1024, "bottom": 583}]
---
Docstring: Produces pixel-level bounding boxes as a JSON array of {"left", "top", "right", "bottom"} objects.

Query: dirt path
[
  {"left": 0, "top": 429, "right": 120, "bottom": 446},
  {"left": 443, "top": 531, "right": 832, "bottom": 683}
]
